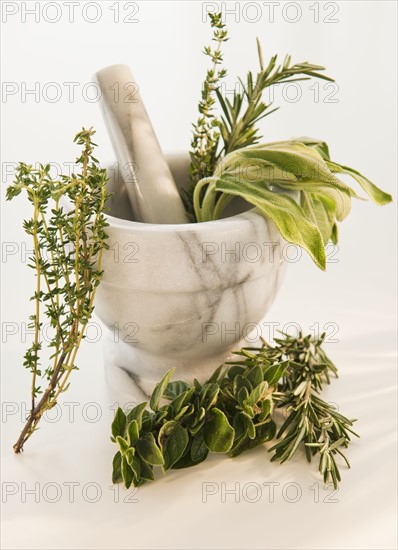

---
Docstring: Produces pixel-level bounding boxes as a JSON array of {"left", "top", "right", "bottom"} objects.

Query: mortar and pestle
[{"left": 94, "top": 65, "right": 289, "bottom": 401}]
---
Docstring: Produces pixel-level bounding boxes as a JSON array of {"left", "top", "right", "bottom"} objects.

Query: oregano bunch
[
  {"left": 111, "top": 332, "right": 358, "bottom": 489},
  {"left": 7, "top": 128, "right": 110, "bottom": 453}
]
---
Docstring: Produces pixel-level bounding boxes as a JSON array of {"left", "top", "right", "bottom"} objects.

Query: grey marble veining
[
  {"left": 95, "top": 154, "right": 289, "bottom": 401},
  {"left": 95, "top": 64, "right": 188, "bottom": 224}
]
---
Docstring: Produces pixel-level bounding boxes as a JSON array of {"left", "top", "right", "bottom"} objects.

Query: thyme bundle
[{"left": 7, "top": 128, "right": 110, "bottom": 452}]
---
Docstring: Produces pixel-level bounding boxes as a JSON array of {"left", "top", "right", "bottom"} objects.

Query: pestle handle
[{"left": 95, "top": 64, "right": 188, "bottom": 224}]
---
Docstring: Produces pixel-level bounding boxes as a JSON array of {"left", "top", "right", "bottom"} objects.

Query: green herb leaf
[
  {"left": 263, "top": 361, "right": 289, "bottom": 385},
  {"left": 112, "top": 451, "right": 122, "bottom": 483},
  {"left": 234, "top": 411, "right": 256, "bottom": 440},
  {"left": 158, "top": 421, "right": 189, "bottom": 470},
  {"left": 136, "top": 433, "right": 164, "bottom": 466},
  {"left": 126, "top": 402, "right": 148, "bottom": 430},
  {"left": 121, "top": 456, "right": 134, "bottom": 489},
  {"left": 116, "top": 435, "right": 129, "bottom": 455},
  {"left": 204, "top": 408, "right": 235, "bottom": 453},
  {"left": 150, "top": 369, "right": 175, "bottom": 411},
  {"left": 138, "top": 457, "right": 155, "bottom": 481},
  {"left": 111, "top": 332, "right": 358, "bottom": 489},
  {"left": 215, "top": 172, "right": 326, "bottom": 269},
  {"left": 328, "top": 161, "right": 393, "bottom": 206},
  {"left": 247, "top": 381, "right": 268, "bottom": 405},
  {"left": 111, "top": 407, "right": 127, "bottom": 439},
  {"left": 190, "top": 433, "right": 209, "bottom": 462},
  {"left": 127, "top": 420, "right": 139, "bottom": 446},
  {"left": 164, "top": 381, "right": 190, "bottom": 400}
]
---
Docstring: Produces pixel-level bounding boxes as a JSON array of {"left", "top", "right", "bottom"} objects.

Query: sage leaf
[
  {"left": 203, "top": 408, "right": 235, "bottom": 453},
  {"left": 136, "top": 433, "right": 164, "bottom": 466},
  {"left": 328, "top": 162, "right": 393, "bottom": 206},
  {"left": 216, "top": 175, "right": 326, "bottom": 270},
  {"left": 301, "top": 192, "right": 336, "bottom": 244},
  {"left": 158, "top": 421, "right": 189, "bottom": 470}
]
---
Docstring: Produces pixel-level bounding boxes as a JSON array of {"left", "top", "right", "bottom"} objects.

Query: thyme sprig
[
  {"left": 7, "top": 128, "right": 110, "bottom": 453},
  {"left": 185, "top": 12, "right": 228, "bottom": 218},
  {"left": 111, "top": 332, "right": 358, "bottom": 489}
]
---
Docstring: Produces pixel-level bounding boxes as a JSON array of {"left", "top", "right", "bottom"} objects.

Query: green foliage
[
  {"left": 193, "top": 139, "right": 392, "bottom": 269},
  {"left": 8, "top": 128, "right": 110, "bottom": 453},
  {"left": 188, "top": 14, "right": 392, "bottom": 266},
  {"left": 111, "top": 333, "right": 358, "bottom": 489},
  {"left": 268, "top": 332, "right": 358, "bottom": 489},
  {"left": 186, "top": 13, "right": 334, "bottom": 220}
]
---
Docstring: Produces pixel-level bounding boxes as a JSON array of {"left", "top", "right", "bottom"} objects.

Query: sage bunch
[{"left": 193, "top": 138, "right": 392, "bottom": 269}]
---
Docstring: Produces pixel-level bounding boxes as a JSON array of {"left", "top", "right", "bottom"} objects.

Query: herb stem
[{"left": 9, "top": 128, "right": 110, "bottom": 453}]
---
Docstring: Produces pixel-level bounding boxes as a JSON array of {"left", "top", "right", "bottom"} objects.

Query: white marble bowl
[{"left": 95, "top": 154, "right": 288, "bottom": 400}]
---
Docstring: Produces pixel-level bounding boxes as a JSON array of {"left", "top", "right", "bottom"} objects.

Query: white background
[{"left": 1, "top": 1, "right": 397, "bottom": 549}]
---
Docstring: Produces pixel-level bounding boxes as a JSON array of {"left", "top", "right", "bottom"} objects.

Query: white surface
[{"left": 1, "top": 2, "right": 397, "bottom": 549}]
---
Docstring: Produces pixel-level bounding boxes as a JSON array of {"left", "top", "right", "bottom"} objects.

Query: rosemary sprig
[
  {"left": 261, "top": 333, "right": 358, "bottom": 489},
  {"left": 216, "top": 39, "right": 333, "bottom": 156},
  {"left": 111, "top": 332, "right": 358, "bottom": 489},
  {"left": 7, "top": 128, "right": 110, "bottom": 453}
]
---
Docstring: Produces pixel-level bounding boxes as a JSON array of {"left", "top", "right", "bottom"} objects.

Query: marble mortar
[{"left": 95, "top": 154, "right": 289, "bottom": 401}]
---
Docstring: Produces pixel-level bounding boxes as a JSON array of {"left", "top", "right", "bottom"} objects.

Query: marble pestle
[{"left": 95, "top": 64, "right": 188, "bottom": 224}]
